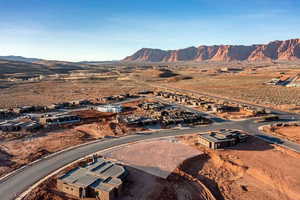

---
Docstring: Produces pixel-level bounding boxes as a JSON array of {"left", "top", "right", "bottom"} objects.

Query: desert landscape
[
  {"left": 21, "top": 135, "right": 300, "bottom": 200},
  {"left": 1, "top": 55, "right": 300, "bottom": 200},
  {"left": 178, "top": 135, "right": 300, "bottom": 200},
  {"left": 1, "top": 1, "right": 300, "bottom": 200}
]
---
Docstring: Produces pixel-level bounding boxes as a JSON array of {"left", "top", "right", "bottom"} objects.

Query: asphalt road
[
  {"left": 0, "top": 122, "right": 239, "bottom": 200},
  {"left": 152, "top": 84, "right": 300, "bottom": 151},
  {"left": 1, "top": 118, "right": 300, "bottom": 200},
  {"left": 1, "top": 93, "right": 300, "bottom": 199}
]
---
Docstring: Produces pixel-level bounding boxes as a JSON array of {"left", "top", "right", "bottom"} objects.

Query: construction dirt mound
[
  {"left": 75, "top": 121, "right": 145, "bottom": 139},
  {"left": 179, "top": 135, "right": 300, "bottom": 200}
]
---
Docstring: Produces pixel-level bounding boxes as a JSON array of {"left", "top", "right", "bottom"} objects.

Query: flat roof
[
  {"left": 59, "top": 158, "right": 126, "bottom": 192},
  {"left": 90, "top": 178, "right": 121, "bottom": 192},
  {"left": 199, "top": 130, "right": 242, "bottom": 143},
  {"left": 74, "top": 174, "right": 99, "bottom": 187},
  {"left": 200, "top": 133, "right": 235, "bottom": 143}
]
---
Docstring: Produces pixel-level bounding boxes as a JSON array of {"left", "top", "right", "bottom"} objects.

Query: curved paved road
[
  {"left": 0, "top": 122, "right": 239, "bottom": 200},
  {"left": 1, "top": 108, "right": 300, "bottom": 199}
]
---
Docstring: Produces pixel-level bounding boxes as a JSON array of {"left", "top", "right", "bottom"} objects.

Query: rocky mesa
[{"left": 124, "top": 38, "right": 300, "bottom": 62}]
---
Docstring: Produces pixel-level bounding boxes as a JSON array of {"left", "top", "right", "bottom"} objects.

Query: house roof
[
  {"left": 58, "top": 158, "right": 127, "bottom": 192},
  {"left": 200, "top": 133, "right": 235, "bottom": 143},
  {"left": 199, "top": 130, "right": 243, "bottom": 143}
]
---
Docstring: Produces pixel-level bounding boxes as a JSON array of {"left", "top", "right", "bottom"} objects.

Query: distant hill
[
  {"left": 123, "top": 38, "right": 300, "bottom": 62},
  {"left": 0, "top": 55, "right": 120, "bottom": 65},
  {"left": 0, "top": 56, "right": 44, "bottom": 63},
  {"left": 0, "top": 59, "right": 86, "bottom": 75},
  {"left": 0, "top": 59, "right": 51, "bottom": 75},
  {"left": 76, "top": 60, "right": 119, "bottom": 65}
]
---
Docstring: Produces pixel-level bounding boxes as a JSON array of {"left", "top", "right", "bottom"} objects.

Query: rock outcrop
[{"left": 124, "top": 39, "right": 300, "bottom": 62}]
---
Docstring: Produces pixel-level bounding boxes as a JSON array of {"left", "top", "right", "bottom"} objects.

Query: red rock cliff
[{"left": 123, "top": 39, "right": 300, "bottom": 62}]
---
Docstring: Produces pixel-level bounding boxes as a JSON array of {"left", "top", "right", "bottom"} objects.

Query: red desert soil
[
  {"left": 103, "top": 139, "right": 202, "bottom": 178},
  {"left": 0, "top": 107, "right": 146, "bottom": 178},
  {"left": 217, "top": 110, "right": 254, "bottom": 120},
  {"left": 74, "top": 121, "right": 145, "bottom": 139},
  {"left": 0, "top": 120, "right": 145, "bottom": 178},
  {"left": 20, "top": 136, "right": 300, "bottom": 200},
  {"left": 0, "top": 129, "right": 91, "bottom": 177},
  {"left": 179, "top": 135, "right": 300, "bottom": 200},
  {"left": 24, "top": 165, "right": 216, "bottom": 200},
  {"left": 271, "top": 126, "right": 300, "bottom": 144},
  {"left": 23, "top": 140, "right": 217, "bottom": 200}
]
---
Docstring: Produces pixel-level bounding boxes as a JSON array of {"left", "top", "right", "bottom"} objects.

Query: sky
[{"left": 0, "top": 0, "right": 300, "bottom": 61}]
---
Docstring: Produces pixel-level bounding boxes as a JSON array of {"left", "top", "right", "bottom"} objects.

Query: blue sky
[{"left": 0, "top": 0, "right": 299, "bottom": 61}]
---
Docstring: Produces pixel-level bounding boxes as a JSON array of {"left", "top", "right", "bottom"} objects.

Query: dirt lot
[
  {"left": 264, "top": 125, "right": 300, "bottom": 144},
  {"left": 194, "top": 107, "right": 254, "bottom": 120},
  {"left": 103, "top": 139, "right": 202, "bottom": 178},
  {"left": 179, "top": 135, "right": 300, "bottom": 200},
  {"left": 122, "top": 166, "right": 216, "bottom": 200},
  {"left": 75, "top": 121, "right": 145, "bottom": 139},
  {"left": 217, "top": 110, "right": 254, "bottom": 120}
]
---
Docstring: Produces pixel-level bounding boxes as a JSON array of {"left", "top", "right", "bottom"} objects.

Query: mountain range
[
  {"left": 2, "top": 38, "right": 300, "bottom": 64},
  {"left": 0, "top": 56, "right": 117, "bottom": 65},
  {"left": 123, "top": 38, "right": 300, "bottom": 62},
  {"left": 0, "top": 55, "right": 44, "bottom": 63}
]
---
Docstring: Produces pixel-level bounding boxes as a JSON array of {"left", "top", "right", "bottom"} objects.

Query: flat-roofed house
[
  {"left": 0, "top": 120, "right": 41, "bottom": 132},
  {"left": 39, "top": 114, "right": 80, "bottom": 126},
  {"left": 57, "top": 158, "right": 128, "bottom": 200},
  {"left": 197, "top": 129, "right": 248, "bottom": 149},
  {"left": 96, "top": 105, "right": 123, "bottom": 113}
]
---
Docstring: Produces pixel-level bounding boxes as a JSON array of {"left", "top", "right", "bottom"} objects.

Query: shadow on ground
[
  {"left": 179, "top": 154, "right": 225, "bottom": 200},
  {"left": 225, "top": 135, "right": 275, "bottom": 151}
]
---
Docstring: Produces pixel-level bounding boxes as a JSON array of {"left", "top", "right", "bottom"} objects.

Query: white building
[{"left": 96, "top": 104, "right": 123, "bottom": 113}]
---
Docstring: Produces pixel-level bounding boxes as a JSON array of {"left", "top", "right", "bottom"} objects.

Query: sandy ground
[
  {"left": 179, "top": 135, "right": 300, "bottom": 200},
  {"left": 0, "top": 79, "right": 149, "bottom": 108},
  {"left": 21, "top": 138, "right": 216, "bottom": 200},
  {"left": 0, "top": 120, "right": 142, "bottom": 177},
  {"left": 194, "top": 107, "right": 254, "bottom": 120},
  {"left": 217, "top": 110, "right": 254, "bottom": 120},
  {"left": 24, "top": 164, "right": 216, "bottom": 200},
  {"left": 146, "top": 67, "right": 300, "bottom": 112},
  {"left": 265, "top": 125, "right": 300, "bottom": 144},
  {"left": 121, "top": 166, "right": 216, "bottom": 200},
  {"left": 21, "top": 134, "right": 300, "bottom": 200},
  {"left": 75, "top": 122, "right": 145, "bottom": 139},
  {"left": 275, "top": 126, "right": 300, "bottom": 143},
  {"left": 102, "top": 139, "right": 202, "bottom": 178},
  {"left": 0, "top": 129, "right": 91, "bottom": 177},
  {"left": 132, "top": 66, "right": 300, "bottom": 113}
]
